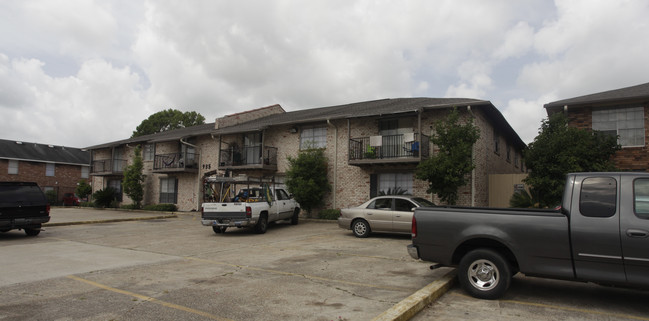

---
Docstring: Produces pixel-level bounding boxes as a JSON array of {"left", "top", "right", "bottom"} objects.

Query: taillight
[
  {"left": 411, "top": 215, "right": 417, "bottom": 238},
  {"left": 246, "top": 206, "right": 252, "bottom": 218}
]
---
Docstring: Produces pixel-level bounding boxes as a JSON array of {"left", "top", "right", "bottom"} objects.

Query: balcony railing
[
  {"left": 349, "top": 133, "right": 429, "bottom": 163},
  {"left": 219, "top": 146, "right": 278, "bottom": 170},
  {"left": 153, "top": 152, "right": 199, "bottom": 172},
  {"left": 91, "top": 159, "right": 127, "bottom": 175}
]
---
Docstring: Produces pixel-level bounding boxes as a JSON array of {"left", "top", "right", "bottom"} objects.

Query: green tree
[
  {"left": 122, "top": 146, "right": 145, "bottom": 208},
  {"left": 524, "top": 113, "right": 620, "bottom": 207},
  {"left": 75, "top": 179, "right": 92, "bottom": 200},
  {"left": 285, "top": 148, "right": 331, "bottom": 215},
  {"left": 93, "top": 187, "right": 117, "bottom": 208},
  {"left": 131, "top": 109, "right": 205, "bottom": 137},
  {"left": 415, "top": 107, "right": 480, "bottom": 205}
]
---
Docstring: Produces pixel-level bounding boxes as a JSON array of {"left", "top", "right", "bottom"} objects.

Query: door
[
  {"left": 621, "top": 177, "right": 649, "bottom": 286},
  {"left": 244, "top": 133, "right": 262, "bottom": 165},
  {"left": 569, "top": 175, "right": 626, "bottom": 284},
  {"left": 392, "top": 198, "right": 416, "bottom": 233},
  {"left": 275, "top": 189, "right": 294, "bottom": 219},
  {"left": 365, "top": 198, "right": 393, "bottom": 232}
]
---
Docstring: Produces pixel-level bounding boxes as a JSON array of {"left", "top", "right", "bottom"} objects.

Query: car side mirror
[{"left": 411, "top": 207, "right": 416, "bottom": 212}]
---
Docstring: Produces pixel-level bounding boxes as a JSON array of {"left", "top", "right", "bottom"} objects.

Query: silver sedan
[{"left": 337, "top": 195, "right": 435, "bottom": 238}]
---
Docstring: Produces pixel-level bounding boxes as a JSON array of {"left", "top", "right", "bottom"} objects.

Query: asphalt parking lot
[{"left": 1, "top": 207, "right": 648, "bottom": 321}]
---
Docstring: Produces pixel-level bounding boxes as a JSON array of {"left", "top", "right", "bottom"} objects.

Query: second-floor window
[
  {"left": 46, "top": 163, "right": 55, "bottom": 177},
  {"left": 143, "top": 144, "right": 154, "bottom": 161},
  {"left": 8, "top": 160, "right": 18, "bottom": 174},
  {"left": 593, "top": 106, "right": 645, "bottom": 147},
  {"left": 300, "top": 126, "right": 327, "bottom": 149},
  {"left": 81, "top": 166, "right": 89, "bottom": 179}
]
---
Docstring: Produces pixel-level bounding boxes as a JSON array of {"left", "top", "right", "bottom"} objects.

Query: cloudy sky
[{"left": 1, "top": 0, "right": 648, "bottom": 148}]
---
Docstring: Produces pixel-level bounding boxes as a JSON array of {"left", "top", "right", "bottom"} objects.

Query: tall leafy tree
[
  {"left": 75, "top": 179, "right": 92, "bottom": 201},
  {"left": 285, "top": 148, "right": 331, "bottom": 215},
  {"left": 415, "top": 107, "right": 480, "bottom": 205},
  {"left": 123, "top": 146, "right": 145, "bottom": 208},
  {"left": 524, "top": 113, "right": 620, "bottom": 207},
  {"left": 132, "top": 109, "right": 205, "bottom": 137}
]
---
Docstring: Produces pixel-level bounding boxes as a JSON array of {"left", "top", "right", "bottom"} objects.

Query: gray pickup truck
[{"left": 408, "top": 172, "right": 649, "bottom": 299}]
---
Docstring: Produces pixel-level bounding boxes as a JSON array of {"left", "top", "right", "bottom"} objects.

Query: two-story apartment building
[
  {"left": 87, "top": 98, "right": 526, "bottom": 212},
  {"left": 0, "top": 139, "right": 90, "bottom": 202},
  {"left": 545, "top": 82, "right": 649, "bottom": 171}
]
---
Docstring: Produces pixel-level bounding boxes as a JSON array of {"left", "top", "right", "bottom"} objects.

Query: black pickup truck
[
  {"left": 0, "top": 182, "right": 50, "bottom": 236},
  {"left": 408, "top": 172, "right": 649, "bottom": 299}
]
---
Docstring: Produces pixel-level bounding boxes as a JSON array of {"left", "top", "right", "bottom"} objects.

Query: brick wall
[
  {"left": 0, "top": 159, "right": 89, "bottom": 201},
  {"left": 566, "top": 104, "right": 649, "bottom": 171}
]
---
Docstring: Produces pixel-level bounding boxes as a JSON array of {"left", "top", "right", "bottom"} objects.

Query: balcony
[
  {"left": 91, "top": 159, "right": 127, "bottom": 176},
  {"left": 219, "top": 146, "right": 278, "bottom": 171},
  {"left": 153, "top": 152, "right": 199, "bottom": 173},
  {"left": 348, "top": 133, "right": 429, "bottom": 166}
]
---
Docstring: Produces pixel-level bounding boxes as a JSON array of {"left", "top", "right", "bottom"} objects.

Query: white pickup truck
[{"left": 201, "top": 176, "right": 300, "bottom": 234}]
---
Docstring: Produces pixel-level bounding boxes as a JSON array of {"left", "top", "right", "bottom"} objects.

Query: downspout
[
  {"left": 181, "top": 137, "right": 201, "bottom": 211},
  {"left": 327, "top": 119, "right": 338, "bottom": 209},
  {"left": 467, "top": 106, "right": 476, "bottom": 207}
]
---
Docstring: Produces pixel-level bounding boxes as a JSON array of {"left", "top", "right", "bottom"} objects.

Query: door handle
[{"left": 626, "top": 229, "right": 649, "bottom": 238}]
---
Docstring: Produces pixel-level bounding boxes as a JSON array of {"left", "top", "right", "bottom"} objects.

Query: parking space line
[
  {"left": 450, "top": 292, "right": 649, "bottom": 321},
  {"left": 335, "top": 252, "right": 412, "bottom": 262},
  {"left": 67, "top": 275, "right": 234, "bottom": 321},
  {"left": 186, "top": 256, "right": 415, "bottom": 292}
]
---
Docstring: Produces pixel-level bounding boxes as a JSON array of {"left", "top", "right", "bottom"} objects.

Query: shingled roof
[
  {"left": 545, "top": 82, "right": 649, "bottom": 114},
  {"left": 86, "top": 97, "right": 525, "bottom": 150},
  {"left": 0, "top": 139, "right": 89, "bottom": 165}
]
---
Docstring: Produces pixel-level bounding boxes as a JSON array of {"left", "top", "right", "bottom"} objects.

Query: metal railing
[
  {"left": 91, "top": 159, "right": 127, "bottom": 174},
  {"left": 349, "top": 133, "right": 429, "bottom": 161},
  {"left": 153, "top": 152, "right": 199, "bottom": 170},
  {"left": 219, "top": 146, "right": 278, "bottom": 167}
]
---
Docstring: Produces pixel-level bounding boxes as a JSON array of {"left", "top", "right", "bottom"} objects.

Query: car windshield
[{"left": 411, "top": 197, "right": 435, "bottom": 207}]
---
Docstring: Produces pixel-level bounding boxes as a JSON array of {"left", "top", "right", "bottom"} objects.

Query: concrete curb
[
  {"left": 372, "top": 269, "right": 457, "bottom": 321},
  {"left": 43, "top": 215, "right": 178, "bottom": 227}
]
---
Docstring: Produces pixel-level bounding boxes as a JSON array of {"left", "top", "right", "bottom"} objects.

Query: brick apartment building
[
  {"left": 545, "top": 82, "right": 649, "bottom": 171},
  {"left": 0, "top": 139, "right": 90, "bottom": 201},
  {"left": 87, "top": 98, "right": 526, "bottom": 212}
]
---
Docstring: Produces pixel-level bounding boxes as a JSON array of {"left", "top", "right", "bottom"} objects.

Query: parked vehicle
[
  {"left": 62, "top": 193, "right": 80, "bottom": 206},
  {"left": 201, "top": 176, "right": 300, "bottom": 234},
  {"left": 408, "top": 172, "right": 649, "bottom": 299},
  {"left": 338, "top": 195, "right": 435, "bottom": 238},
  {"left": 0, "top": 182, "right": 50, "bottom": 236}
]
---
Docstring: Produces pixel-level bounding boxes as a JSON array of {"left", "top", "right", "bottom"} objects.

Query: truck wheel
[
  {"left": 25, "top": 228, "right": 41, "bottom": 236},
  {"left": 212, "top": 226, "right": 227, "bottom": 234},
  {"left": 290, "top": 208, "right": 300, "bottom": 225},
  {"left": 458, "top": 249, "right": 511, "bottom": 300},
  {"left": 255, "top": 215, "right": 268, "bottom": 234},
  {"left": 352, "top": 219, "right": 370, "bottom": 238}
]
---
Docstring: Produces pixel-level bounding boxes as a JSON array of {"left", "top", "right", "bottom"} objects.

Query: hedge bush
[{"left": 143, "top": 204, "right": 177, "bottom": 212}]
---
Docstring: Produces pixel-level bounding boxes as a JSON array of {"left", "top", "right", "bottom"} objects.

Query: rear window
[
  {"left": 579, "top": 177, "right": 617, "bottom": 218},
  {"left": 0, "top": 184, "right": 47, "bottom": 204}
]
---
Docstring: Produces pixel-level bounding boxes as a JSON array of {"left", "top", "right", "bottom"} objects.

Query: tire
[
  {"left": 458, "top": 249, "right": 511, "bottom": 300},
  {"left": 352, "top": 219, "right": 370, "bottom": 238},
  {"left": 25, "top": 228, "right": 41, "bottom": 236},
  {"left": 212, "top": 226, "right": 227, "bottom": 234},
  {"left": 254, "top": 214, "right": 268, "bottom": 234},
  {"left": 290, "top": 208, "right": 300, "bottom": 225}
]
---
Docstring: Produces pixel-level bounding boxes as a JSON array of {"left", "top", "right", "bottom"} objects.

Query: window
[
  {"left": 579, "top": 177, "right": 617, "bottom": 218},
  {"left": 276, "top": 189, "right": 290, "bottom": 200},
  {"left": 160, "top": 178, "right": 178, "bottom": 204},
  {"left": 395, "top": 199, "right": 415, "bottom": 212},
  {"left": 493, "top": 129, "right": 500, "bottom": 154},
  {"left": 8, "top": 160, "right": 18, "bottom": 174},
  {"left": 300, "top": 126, "right": 327, "bottom": 149},
  {"left": 506, "top": 144, "right": 511, "bottom": 162},
  {"left": 368, "top": 198, "right": 392, "bottom": 210},
  {"left": 46, "top": 163, "right": 55, "bottom": 177},
  {"left": 593, "top": 106, "right": 644, "bottom": 147},
  {"left": 378, "top": 173, "right": 413, "bottom": 195},
  {"left": 143, "top": 144, "right": 154, "bottom": 161},
  {"left": 108, "top": 179, "right": 122, "bottom": 202},
  {"left": 81, "top": 166, "right": 89, "bottom": 179},
  {"left": 633, "top": 179, "right": 649, "bottom": 219}
]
